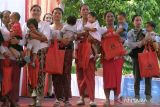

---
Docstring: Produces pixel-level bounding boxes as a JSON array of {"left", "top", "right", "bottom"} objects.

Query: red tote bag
[
  {"left": 101, "top": 29, "right": 126, "bottom": 60},
  {"left": 45, "top": 39, "right": 65, "bottom": 74},
  {"left": 138, "top": 46, "right": 160, "bottom": 78}
]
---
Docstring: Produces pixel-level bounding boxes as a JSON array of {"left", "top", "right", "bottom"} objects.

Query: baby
[
  {"left": 84, "top": 12, "right": 101, "bottom": 42},
  {"left": 61, "top": 15, "right": 77, "bottom": 58},
  {"left": 61, "top": 15, "right": 77, "bottom": 41},
  {"left": 84, "top": 12, "right": 101, "bottom": 59},
  {"left": 116, "top": 12, "right": 128, "bottom": 43},
  {"left": 145, "top": 21, "right": 159, "bottom": 51},
  {"left": 24, "top": 18, "right": 42, "bottom": 68},
  {"left": 8, "top": 12, "right": 23, "bottom": 60}
]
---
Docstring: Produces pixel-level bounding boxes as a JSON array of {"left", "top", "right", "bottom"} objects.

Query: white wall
[{"left": 0, "top": 0, "right": 25, "bottom": 24}]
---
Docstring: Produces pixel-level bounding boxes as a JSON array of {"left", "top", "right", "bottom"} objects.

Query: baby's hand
[
  {"left": 153, "top": 42, "right": 159, "bottom": 51},
  {"left": 30, "top": 28, "right": 37, "bottom": 32},
  {"left": 3, "top": 52, "right": 11, "bottom": 58},
  {"left": 118, "top": 37, "right": 125, "bottom": 43},
  {"left": 84, "top": 27, "right": 90, "bottom": 31},
  {"left": 61, "top": 37, "right": 70, "bottom": 45},
  {"left": 63, "top": 36, "right": 69, "bottom": 39},
  {"left": 145, "top": 35, "right": 152, "bottom": 41},
  {"left": 116, "top": 28, "right": 123, "bottom": 34}
]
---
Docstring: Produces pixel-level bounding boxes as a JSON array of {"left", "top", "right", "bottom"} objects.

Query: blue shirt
[{"left": 116, "top": 22, "right": 128, "bottom": 40}]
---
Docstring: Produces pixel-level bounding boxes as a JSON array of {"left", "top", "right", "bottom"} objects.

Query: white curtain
[{"left": 0, "top": 0, "right": 25, "bottom": 25}]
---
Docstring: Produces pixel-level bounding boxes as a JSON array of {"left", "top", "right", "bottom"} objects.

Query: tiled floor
[{"left": 3, "top": 97, "right": 159, "bottom": 107}]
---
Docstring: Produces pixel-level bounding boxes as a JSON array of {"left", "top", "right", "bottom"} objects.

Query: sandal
[
  {"left": 64, "top": 101, "right": 72, "bottom": 107},
  {"left": 1, "top": 97, "right": 10, "bottom": 107},
  {"left": 76, "top": 98, "right": 85, "bottom": 106},
  {"left": 28, "top": 97, "right": 36, "bottom": 106},
  {"left": 53, "top": 101, "right": 61, "bottom": 107},
  {"left": 1, "top": 102, "right": 10, "bottom": 107},
  {"left": 114, "top": 99, "right": 122, "bottom": 106},
  {"left": 103, "top": 100, "right": 110, "bottom": 107},
  {"left": 89, "top": 101, "right": 97, "bottom": 107},
  {"left": 10, "top": 103, "right": 20, "bottom": 107}
]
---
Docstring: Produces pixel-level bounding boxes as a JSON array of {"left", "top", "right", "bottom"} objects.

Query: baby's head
[
  {"left": 146, "top": 21, "right": 156, "bottom": 32},
  {"left": 67, "top": 16, "right": 77, "bottom": 26},
  {"left": 117, "top": 12, "right": 126, "bottom": 24},
  {"left": 10, "top": 12, "right": 20, "bottom": 24},
  {"left": 27, "top": 18, "right": 38, "bottom": 31},
  {"left": 88, "top": 12, "right": 97, "bottom": 23},
  {"left": 43, "top": 13, "right": 53, "bottom": 25}
]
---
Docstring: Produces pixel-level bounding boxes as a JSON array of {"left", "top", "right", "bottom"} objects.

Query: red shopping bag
[
  {"left": 101, "top": 29, "right": 126, "bottom": 60},
  {"left": 45, "top": 39, "right": 65, "bottom": 74},
  {"left": 138, "top": 45, "right": 160, "bottom": 77},
  {"left": 28, "top": 58, "right": 39, "bottom": 88},
  {"left": 2, "top": 59, "right": 12, "bottom": 96}
]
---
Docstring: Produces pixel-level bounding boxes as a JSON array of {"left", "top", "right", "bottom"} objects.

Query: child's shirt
[
  {"left": 61, "top": 24, "right": 77, "bottom": 39},
  {"left": 116, "top": 22, "right": 128, "bottom": 40},
  {"left": 144, "top": 31, "right": 160, "bottom": 42},
  {"left": 85, "top": 20, "right": 101, "bottom": 41},
  {"left": 150, "top": 33, "right": 160, "bottom": 42},
  {"left": 11, "top": 22, "right": 22, "bottom": 38},
  {"left": 145, "top": 31, "right": 156, "bottom": 39}
]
